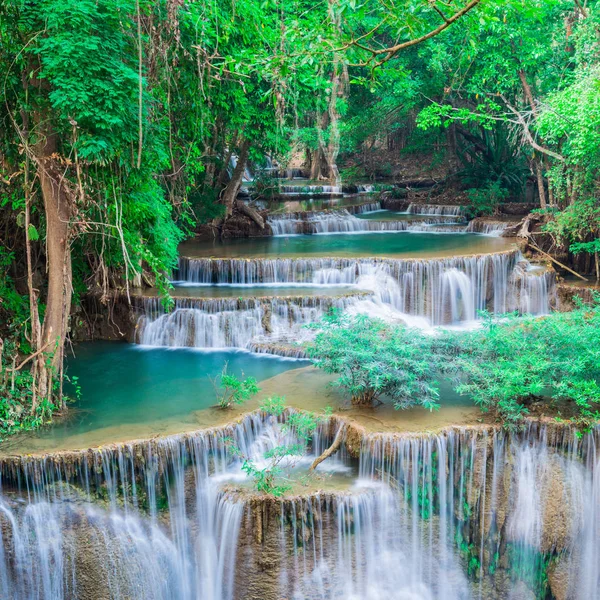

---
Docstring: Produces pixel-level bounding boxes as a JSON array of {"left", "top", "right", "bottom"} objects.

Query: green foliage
[
  {"left": 306, "top": 311, "right": 440, "bottom": 409},
  {"left": 339, "top": 165, "right": 367, "bottom": 184},
  {"left": 543, "top": 198, "right": 600, "bottom": 260},
  {"left": 0, "top": 339, "right": 65, "bottom": 440},
  {"left": 307, "top": 306, "right": 600, "bottom": 431},
  {"left": 260, "top": 395, "right": 286, "bottom": 416},
  {"left": 465, "top": 181, "right": 509, "bottom": 218},
  {"left": 214, "top": 363, "right": 260, "bottom": 409},
  {"left": 234, "top": 397, "right": 332, "bottom": 497},
  {"left": 443, "top": 304, "right": 600, "bottom": 430}
]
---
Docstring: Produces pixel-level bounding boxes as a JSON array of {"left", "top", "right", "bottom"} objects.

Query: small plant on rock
[{"left": 213, "top": 362, "right": 260, "bottom": 409}]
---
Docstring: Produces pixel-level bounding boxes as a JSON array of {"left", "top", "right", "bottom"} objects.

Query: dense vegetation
[
  {"left": 1, "top": 0, "right": 599, "bottom": 436},
  {"left": 307, "top": 300, "right": 600, "bottom": 430}
]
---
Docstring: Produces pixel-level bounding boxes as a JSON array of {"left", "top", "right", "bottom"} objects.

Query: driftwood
[
  {"left": 528, "top": 241, "right": 589, "bottom": 282},
  {"left": 516, "top": 212, "right": 541, "bottom": 238},
  {"left": 236, "top": 201, "right": 265, "bottom": 229},
  {"left": 515, "top": 212, "right": 588, "bottom": 281},
  {"left": 309, "top": 424, "right": 348, "bottom": 472}
]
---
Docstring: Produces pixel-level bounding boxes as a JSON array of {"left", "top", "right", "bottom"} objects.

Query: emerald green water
[
  {"left": 180, "top": 232, "right": 513, "bottom": 259},
  {"left": 0, "top": 343, "right": 309, "bottom": 454}
]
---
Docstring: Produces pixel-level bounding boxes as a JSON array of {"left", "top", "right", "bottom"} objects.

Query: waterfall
[
  {"left": 507, "top": 262, "right": 557, "bottom": 315},
  {"left": 346, "top": 201, "right": 382, "bottom": 214},
  {"left": 351, "top": 425, "right": 600, "bottom": 600},
  {"left": 466, "top": 220, "right": 510, "bottom": 236},
  {"left": 267, "top": 209, "right": 464, "bottom": 236},
  {"left": 1, "top": 418, "right": 599, "bottom": 599},
  {"left": 136, "top": 296, "right": 361, "bottom": 350},
  {"left": 0, "top": 414, "right": 271, "bottom": 600},
  {"left": 175, "top": 252, "right": 532, "bottom": 326},
  {"left": 407, "top": 204, "right": 465, "bottom": 217},
  {"left": 280, "top": 185, "right": 343, "bottom": 196}
]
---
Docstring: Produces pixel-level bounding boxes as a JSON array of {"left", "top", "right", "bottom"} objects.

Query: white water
[
  {"left": 0, "top": 415, "right": 278, "bottom": 600},
  {"left": 1, "top": 418, "right": 599, "bottom": 599},
  {"left": 465, "top": 220, "right": 510, "bottom": 236},
  {"left": 406, "top": 204, "right": 465, "bottom": 217},
  {"left": 152, "top": 252, "right": 557, "bottom": 351},
  {"left": 136, "top": 296, "right": 359, "bottom": 350},
  {"left": 268, "top": 209, "right": 464, "bottom": 236}
]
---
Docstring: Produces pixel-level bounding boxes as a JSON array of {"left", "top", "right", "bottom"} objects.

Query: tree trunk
[
  {"left": 351, "top": 391, "right": 377, "bottom": 407},
  {"left": 309, "top": 423, "right": 347, "bottom": 472},
  {"left": 236, "top": 200, "right": 265, "bottom": 229},
  {"left": 309, "top": 147, "right": 323, "bottom": 180},
  {"left": 221, "top": 138, "right": 250, "bottom": 216},
  {"left": 34, "top": 127, "right": 73, "bottom": 409},
  {"left": 534, "top": 159, "right": 547, "bottom": 209},
  {"left": 518, "top": 71, "right": 548, "bottom": 209}
]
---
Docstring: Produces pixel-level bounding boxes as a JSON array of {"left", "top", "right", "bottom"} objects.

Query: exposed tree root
[{"left": 309, "top": 424, "right": 348, "bottom": 472}]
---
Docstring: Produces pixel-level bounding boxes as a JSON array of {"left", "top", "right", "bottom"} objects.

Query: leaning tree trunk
[
  {"left": 33, "top": 126, "right": 73, "bottom": 410},
  {"left": 221, "top": 138, "right": 250, "bottom": 216},
  {"left": 518, "top": 70, "right": 547, "bottom": 209}
]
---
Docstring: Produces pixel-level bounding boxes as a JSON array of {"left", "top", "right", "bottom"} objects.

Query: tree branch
[
  {"left": 309, "top": 423, "right": 347, "bottom": 472},
  {"left": 349, "top": 0, "right": 482, "bottom": 67},
  {"left": 502, "top": 98, "right": 565, "bottom": 162}
]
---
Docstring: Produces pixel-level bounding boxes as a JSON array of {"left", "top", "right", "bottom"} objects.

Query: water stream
[
  {"left": 1, "top": 418, "right": 598, "bottom": 599},
  {"left": 0, "top": 199, "right": 573, "bottom": 599}
]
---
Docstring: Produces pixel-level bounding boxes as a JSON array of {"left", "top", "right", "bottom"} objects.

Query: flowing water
[
  {"left": 1, "top": 417, "right": 598, "bottom": 599},
  {"left": 267, "top": 209, "right": 465, "bottom": 236},
  {"left": 406, "top": 204, "right": 465, "bottom": 217},
  {"left": 0, "top": 196, "right": 573, "bottom": 599}
]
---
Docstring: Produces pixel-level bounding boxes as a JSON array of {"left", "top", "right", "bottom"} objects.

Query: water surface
[
  {"left": 2, "top": 342, "right": 481, "bottom": 455},
  {"left": 180, "top": 232, "right": 514, "bottom": 259}
]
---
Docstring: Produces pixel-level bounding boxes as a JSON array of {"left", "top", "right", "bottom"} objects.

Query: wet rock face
[
  {"left": 380, "top": 196, "right": 409, "bottom": 211},
  {"left": 1, "top": 419, "right": 599, "bottom": 600},
  {"left": 540, "top": 457, "right": 575, "bottom": 553},
  {"left": 222, "top": 212, "right": 273, "bottom": 238},
  {"left": 557, "top": 283, "right": 598, "bottom": 312},
  {"left": 499, "top": 203, "right": 539, "bottom": 216},
  {"left": 234, "top": 495, "right": 340, "bottom": 600},
  {"left": 71, "top": 293, "right": 136, "bottom": 342},
  {"left": 547, "top": 556, "right": 571, "bottom": 600}
]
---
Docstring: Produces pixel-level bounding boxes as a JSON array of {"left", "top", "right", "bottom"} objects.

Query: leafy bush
[
  {"left": 0, "top": 339, "right": 66, "bottom": 440},
  {"left": 213, "top": 363, "right": 260, "bottom": 409},
  {"left": 306, "top": 312, "right": 440, "bottom": 409},
  {"left": 442, "top": 302, "right": 600, "bottom": 430},
  {"left": 339, "top": 165, "right": 367, "bottom": 183},
  {"left": 229, "top": 397, "right": 331, "bottom": 497},
  {"left": 465, "top": 181, "right": 509, "bottom": 218}
]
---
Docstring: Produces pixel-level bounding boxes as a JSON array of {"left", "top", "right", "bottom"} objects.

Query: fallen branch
[
  {"left": 309, "top": 423, "right": 347, "bottom": 472},
  {"left": 528, "top": 241, "right": 589, "bottom": 282},
  {"left": 236, "top": 201, "right": 265, "bottom": 229},
  {"left": 14, "top": 340, "right": 52, "bottom": 372}
]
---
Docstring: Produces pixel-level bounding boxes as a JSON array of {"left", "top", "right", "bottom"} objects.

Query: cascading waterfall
[
  {"left": 406, "top": 204, "right": 465, "bottom": 216},
  {"left": 151, "top": 251, "right": 557, "bottom": 352},
  {"left": 273, "top": 424, "right": 600, "bottom": 600},
  {"left": 0, "top": 415, "right": 301, "bottom": 600},
  {"left": 175, "top": 251, "right": 530, "bottom": 326},
  {"left": 280, "top": 185, "right": 343, "bottom": 196},
  {"left": 267, "top": 209, "right": 464, "bottom": 236},
  {"left": 508, "top": 262, "right": 557, "bottom": 316},
  {"left": 346, "top": 201, "right": 382, "bottom": 214},
  {"left": 1, "top": 418, "right": 599, "bottom": 599},
  {"left": 465, "top": 220, "right": 510, "bottom": 236},
  {"left": 135, "top": 296, "right": 363, "bottom": 349}
]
